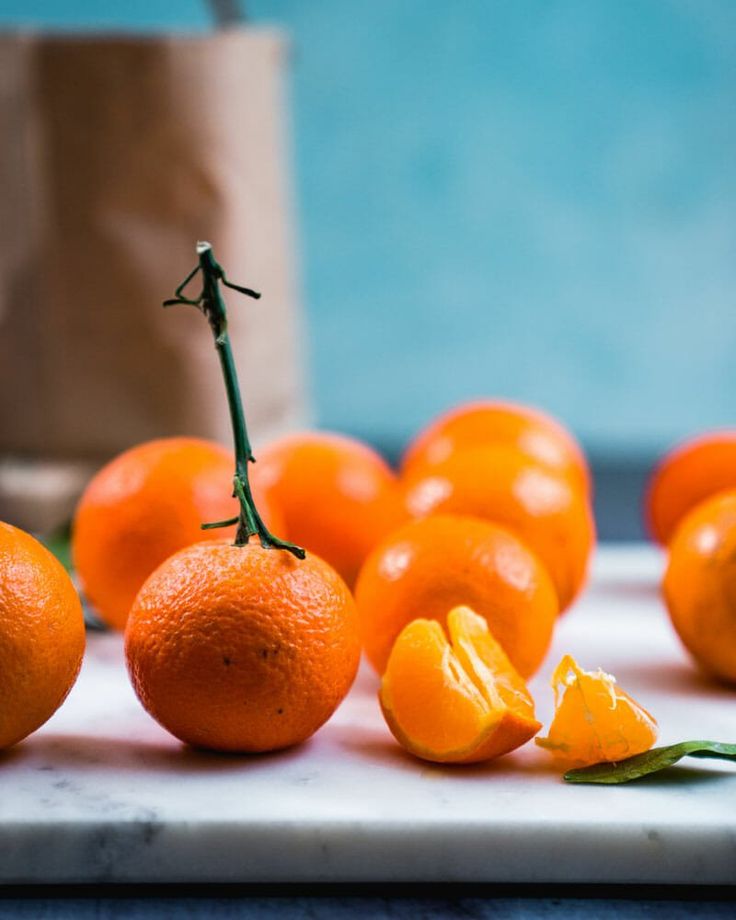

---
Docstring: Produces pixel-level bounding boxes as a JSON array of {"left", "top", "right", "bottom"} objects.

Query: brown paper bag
[{"left": 0, "top": 28, "right": 308, "bottom": 531}]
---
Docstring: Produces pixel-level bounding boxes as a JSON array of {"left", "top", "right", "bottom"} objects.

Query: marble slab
[{"left": 1, "top": 545, "right": 735, "bottom": 885}]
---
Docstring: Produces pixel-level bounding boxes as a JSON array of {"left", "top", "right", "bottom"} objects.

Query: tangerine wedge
[
  {"left": 535, "top": 655, "right": 658, "bottom": 768},
  {"left": 379, "top": 606, "right": 542, "bottom": 764}
]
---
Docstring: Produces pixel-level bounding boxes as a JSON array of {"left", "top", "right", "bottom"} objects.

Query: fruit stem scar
[{"left": 163, "top": 242, "right": 306, "bottom": 559}]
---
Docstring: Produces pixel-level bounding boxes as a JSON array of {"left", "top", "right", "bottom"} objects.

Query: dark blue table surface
[{"left": 1, "top": 884, "right": 735, "bottom": 919}]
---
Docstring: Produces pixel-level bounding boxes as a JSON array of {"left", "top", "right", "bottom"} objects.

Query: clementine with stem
[{"left": 125, "top": 243, "right": 360, "bottom": 753}]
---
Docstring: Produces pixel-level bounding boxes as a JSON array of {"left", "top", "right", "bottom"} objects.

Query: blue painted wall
[{"left": 3, "top": 1, "right": 736, "bottom": 457}]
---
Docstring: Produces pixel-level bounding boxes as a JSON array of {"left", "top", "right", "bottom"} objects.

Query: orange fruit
[
  {"left": 645, "top": 430, "right": 736, "bottom": 545},
  {"left": 0, "top": 522, "right": 85, "bottom": 750},
  {"left": 380, "top": 605, "right": 541, "bottom": 764},
  {"left": 401, "top": 399, "right": 591, "bottom": 494},
  {"left": 72, "top": 437, "right": 283, "bottom": 630},
  {"left": 402, "top": 445, "right": 595, "bottom": 611},
  {"left": 253, "top": 431, "right": 406, "bottom": 587},
  {"left": 355, "top": 514, "right": 558, "bottom": 678},
  {"left": 662, "top": 491, "right": 736, "bottom": 684},
  {"left": 536, "top": 655, "right": 658, "bottom": 768},
  {"left": 125, "top": 539, "right": 360, "bottom": 752}
]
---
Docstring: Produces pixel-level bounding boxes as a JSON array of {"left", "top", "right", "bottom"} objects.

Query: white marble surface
[{"left": 1, "top": 545, "right": 735, "bottom": 885}]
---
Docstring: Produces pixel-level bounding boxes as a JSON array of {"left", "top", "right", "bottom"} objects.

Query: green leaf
[
  {"left": 564, "top": 741, "right": 736, "bottom": 785},
  {"left": 42, "top": 522, "right": 72, "bottom": 572}
]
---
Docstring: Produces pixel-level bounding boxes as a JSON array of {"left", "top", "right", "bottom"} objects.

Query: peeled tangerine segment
[
  {"left": 379, "top": 606, "right": 541, "bottom": 763},
  {"left": 535, "top": 654, "right": 658, "bottom": 768}
]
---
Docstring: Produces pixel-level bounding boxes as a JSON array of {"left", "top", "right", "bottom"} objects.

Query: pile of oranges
[
  {"left": 0, "top": 246, "right": 732, "bottom": 773},
  {"left": 6, "top": 396, "right": 728, "bottom": 769},
  {"left": 2, "top": 390, "right": 610, "bottom": 765},
  {"left": 646, "top": 431, "right": 736, "bottom": 685}
]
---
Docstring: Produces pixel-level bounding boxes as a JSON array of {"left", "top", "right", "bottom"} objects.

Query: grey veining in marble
[{"left": 1, "top": 546, "right": 735, "bottom": 885}]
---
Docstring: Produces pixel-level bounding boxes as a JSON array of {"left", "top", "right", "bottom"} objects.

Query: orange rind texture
[
  {"left": 401, "top": 445, "right": 595, "bottom": 611},
  {"left": 379, "top": 606, "right": 541, "bottom": 764},
  {"left": 72, "top": 437, "right": 283, "bottom": 630},
  {"left": 252, "top": 431, "right": 406, "bottom": 588},
  {"left": 125, "top": 539, "right": 360, "bottom": 753},
  {"left": 663, "top": 490, "right": 736, "bottom": 684},
  {"left": 645, "top": 430, "right": 736, "bottom": 545},
  {"left": 401, "top": 399, "right": 591, "bottom": 496},
  {"left": 0, "top": 522, "right": 86, "bottom": 750},
  {"left": 356, "top": 514, "right": 559, "bottom": 680},
  {"left": 536, "top": 655, "right": 658, "bottom": 769}
]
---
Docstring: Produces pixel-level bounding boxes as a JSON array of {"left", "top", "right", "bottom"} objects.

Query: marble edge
[{"left": 1, "top": 819, "right": 734, "bottom": 885}]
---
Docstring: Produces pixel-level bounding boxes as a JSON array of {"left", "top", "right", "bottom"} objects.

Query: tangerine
[
  {"left": 402, "top": 445, "right": 595, "bottom": 611},
  {"left": 355, "top": 514, "right": 558, "bottom": 678},
  {"left": 0, "top": 522, "right": 85, "bottom": 750},
  {"left": 536, "top": 655, "right": 658, "bottom": 768},
  {"left": 125, "top": 243, "right": 361, "bottom": 753},
  {"left": 645, "top": 431, "right": 736, "bottom": 545},
  {"left": 125, "top": 539, "right": 360, "bottom": 752},
  {"left": 402, "top": 399, "right": 590, "bottom": 494},
  {"left": 72, "top": 437, "right": 282, "bottom": 630},
  {"left": 253, "top": 431, "right": 405, "bottom": 587},
  {"left": 663, "top": 491, "right": 736, "bottom": 684},
  {"left": 380, "top": 606, "right": 541, "bottom": 764}
]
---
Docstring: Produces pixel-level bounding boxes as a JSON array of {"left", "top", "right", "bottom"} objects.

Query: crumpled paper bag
[{"left": 0, "top": 28, "right": 308, "bottom": 531}]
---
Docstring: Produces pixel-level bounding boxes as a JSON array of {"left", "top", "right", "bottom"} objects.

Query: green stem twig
[{"left": 164, "top": 241, "right": 305, "bottom": 559}]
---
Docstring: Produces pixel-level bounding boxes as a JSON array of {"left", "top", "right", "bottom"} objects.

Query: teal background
[{"left": 2, "top": 1, "right": 735, "bottom": 459}]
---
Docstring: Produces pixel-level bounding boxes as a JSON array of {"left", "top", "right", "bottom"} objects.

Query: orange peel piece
[
  {"left": 379, "top": 606, "right": 541, "bottom": 763},
  {"left": 535, "top": 654, "right": 658, "bottom": 768}
]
